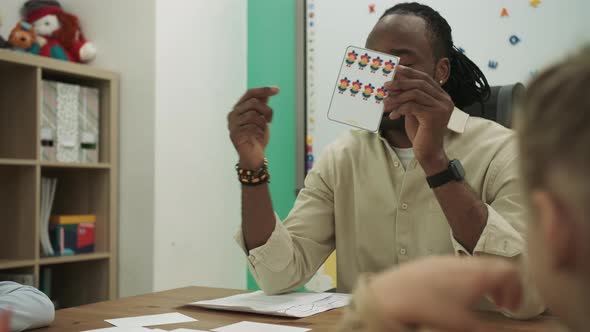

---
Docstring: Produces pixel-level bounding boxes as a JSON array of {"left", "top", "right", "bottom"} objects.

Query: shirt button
[
  {"left": 393, "top": 161, "right": 400, "bottom": 168},
  {"left": 401, "top": 203, "right": 408, "bottom": 210},
  {"left": 399, "top": 248, "right": 407, "bottom": 255}
]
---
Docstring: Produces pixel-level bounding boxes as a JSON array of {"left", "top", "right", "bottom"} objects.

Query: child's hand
[
  {"left": 0, "top": 310, "right": 12, "bottom": 332},
  {"left": 369, "top": 256, "right": 523, "bottom": 332}
]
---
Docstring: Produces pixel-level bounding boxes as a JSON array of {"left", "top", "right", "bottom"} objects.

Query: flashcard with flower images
[{"left": 327, "top": 46, "right": 399, "bottom": 132}]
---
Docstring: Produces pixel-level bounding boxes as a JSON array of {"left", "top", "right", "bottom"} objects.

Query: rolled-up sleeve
[
  {"left": 451, "top": 204, "right": 524, "bottom": 257},
  {"left": 234, "top": 215, "right": 295, "bottom": 274},
  {"left": 451, "top": 149, "right": 546, "bottom": 319},
  {"left": 234, "top": 148, "right": 337, "bottom": 295}
]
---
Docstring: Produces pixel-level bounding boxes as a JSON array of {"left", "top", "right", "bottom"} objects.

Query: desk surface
[{"left": 38, "top": 286, "right": 566, "bottom": 332}]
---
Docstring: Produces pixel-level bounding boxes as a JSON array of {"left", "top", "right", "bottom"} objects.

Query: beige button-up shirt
[{"left": 236, "top": 109, "right": 544, "bottom": 319}]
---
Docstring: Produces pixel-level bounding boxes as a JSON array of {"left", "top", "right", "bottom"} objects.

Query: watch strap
[
  {"left": 426, "top": 168, "right": 455, "bottom": 188},
  {"left": 426, "top": 159, "right": 464, "bottom": 189}
]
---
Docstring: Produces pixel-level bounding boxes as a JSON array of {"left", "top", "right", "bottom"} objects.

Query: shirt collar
[
  {"left": 376, "top": 107, "right": 469, "bottom": 141},
  {"left": 447, "top": 108, "right": 469, "bottom": 134}
]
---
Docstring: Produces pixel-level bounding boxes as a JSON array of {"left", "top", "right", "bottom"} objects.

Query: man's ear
[
  {"left": 435, "top": 57, "right": 451, "bottom": 85},
  {"left": 532, "top": 191, "right": 577, "bottom": 271}
]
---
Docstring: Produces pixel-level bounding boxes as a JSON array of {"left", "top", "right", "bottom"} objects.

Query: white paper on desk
[
  {"left": 189, "top": 291, "right": 351, "bottom": 318},
  {"left": 212, "top": 321, "right": 310, "bottom": 332},
  {"left": 170, "top": 329, "right": 210, "bottom": 332},
  {"left": 81, "top": 328, "right": 153, "bottom": 332},
  {"left": 105, "top": 312, "right": 197, "bottom": 327}
]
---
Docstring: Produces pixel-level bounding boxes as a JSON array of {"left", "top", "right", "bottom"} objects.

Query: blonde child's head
[{"left": 517, "top": 46, "right": 590, "bottom": 330}]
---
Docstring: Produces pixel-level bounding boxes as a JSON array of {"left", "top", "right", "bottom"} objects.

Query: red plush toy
[{"left": 21, "top": 0, "right": 96, "bottom": 63}]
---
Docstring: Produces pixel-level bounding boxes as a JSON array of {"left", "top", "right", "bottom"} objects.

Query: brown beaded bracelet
[{"left": 236, "top": 158, "right": 270, "bottom": 186}]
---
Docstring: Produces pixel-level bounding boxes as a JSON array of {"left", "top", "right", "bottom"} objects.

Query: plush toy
[
  {"left": 8, "top": 21, "right": 40, "bottom": 53},
  {"left": 21, "top": 0, "right": 96, "bottom": 63}
]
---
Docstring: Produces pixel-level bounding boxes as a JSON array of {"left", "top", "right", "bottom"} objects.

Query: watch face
[{"left": 450, "top": 159, "right": 465, "bottom": 180}]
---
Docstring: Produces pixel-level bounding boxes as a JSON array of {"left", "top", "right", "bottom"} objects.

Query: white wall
[
  {"left": 54, "top": 0, "right": 158, "bottom": 298},
  {"left": 153, "top": 0, "right": 246, "bottom": 291},
  {"left": 0, "top": 2, "right": 22, "bottom": 38}
]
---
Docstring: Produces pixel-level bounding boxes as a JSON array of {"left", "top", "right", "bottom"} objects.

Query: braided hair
[{"left": 381, "top": 2, "right": 490, "bottom": 111}]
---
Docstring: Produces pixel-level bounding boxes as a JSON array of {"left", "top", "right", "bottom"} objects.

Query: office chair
[{"left": 463, "top": 83, "right": 525, "bottom": 129}]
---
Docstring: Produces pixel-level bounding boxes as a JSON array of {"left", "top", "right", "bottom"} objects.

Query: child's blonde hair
[{"left": 517, "top": 46, "right": 590, "bottom": 222}]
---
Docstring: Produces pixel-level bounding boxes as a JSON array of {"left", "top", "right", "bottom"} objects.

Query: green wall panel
[{"left": 247, "top": 0, "right": 297, "bottom": 290}]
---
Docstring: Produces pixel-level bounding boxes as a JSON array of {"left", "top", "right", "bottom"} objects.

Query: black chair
[{"left": 463, "top": 83, "right": 525, "bottom": 129}]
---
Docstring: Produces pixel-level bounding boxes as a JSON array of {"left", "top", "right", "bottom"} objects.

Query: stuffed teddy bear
[
  {"left": 8, "top": 21, "right": 41, "bottom": 53},
  {"left": 21, "top": 0, "right": 96, "bottom": 63}
]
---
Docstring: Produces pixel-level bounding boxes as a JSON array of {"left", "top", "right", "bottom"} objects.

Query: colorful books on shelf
[
  {"left": 50, "top": 214, "right": 96, "bottom": 256},
  {"left": 41, "top": 80, "right": 100, "bottom": 163},
  {"left": 40, "top": 177, "right": 57, "bottom": 256}
]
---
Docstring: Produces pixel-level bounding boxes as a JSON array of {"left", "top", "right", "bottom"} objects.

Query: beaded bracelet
[{"left": 236, "top": 158, "right": 270, "bottom": 186}]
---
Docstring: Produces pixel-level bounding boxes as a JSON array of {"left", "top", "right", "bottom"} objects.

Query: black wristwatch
[{"left": 426, "top": 159, "right": 465, "bottom": 189}]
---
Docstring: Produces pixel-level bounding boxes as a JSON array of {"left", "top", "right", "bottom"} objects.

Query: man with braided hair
[
  {"left": 339, "top": 46, "right": 590, "bottom": 332},
  {"left": 227, "top": 2, "right": 545, "bottom": 319}
]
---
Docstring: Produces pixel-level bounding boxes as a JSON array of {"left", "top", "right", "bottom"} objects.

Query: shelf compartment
[
  {"left": 41, "top": 71, "right": 113, "bottom": 164},
  {"left": 40, "top": 167, "right": 110, "bottom": 255},
  {"left": 0, "top": 62, "right": 38, "bottom": 159},
  {"left": 0, "top": 165, "right": 37, "bottom": 260},
  {"left": 41, "top": 259, "right": 109, "bottom": 308}
]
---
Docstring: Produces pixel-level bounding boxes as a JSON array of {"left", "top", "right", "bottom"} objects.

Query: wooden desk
[{"left": 37, "top": 287, "right": 566, "bottom": 332}]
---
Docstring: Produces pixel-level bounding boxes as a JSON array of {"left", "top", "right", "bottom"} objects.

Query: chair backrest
[{"left": 463, "top": 83, "right": 525, "bottom": 128}]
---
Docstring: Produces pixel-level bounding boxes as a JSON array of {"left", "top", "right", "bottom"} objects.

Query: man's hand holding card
[
  {"left": 383, "top": 65, "right": 454, "bottom": 169},
  {"left": 328, "top": 46, "right": 456, "bottom": 173}
]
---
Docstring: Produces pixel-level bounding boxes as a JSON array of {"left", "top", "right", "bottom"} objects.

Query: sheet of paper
[
  {"left": 189, "top": 291, "right": 351, "bottom": 318},
  {"left": 327, "top": 46, "right": 400, "bottom": 132},
  {"left": 212, "top": 321, "right": 310, "bottom": 332},
  {"left": 82, "top": 328, "right": 195, "bottom": 332},
  {"left": 81, "top": 328, "right": 152, "bottom": 332},
  {"left": 105, "top": 312, "right": 197, "bottom": 327}
]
